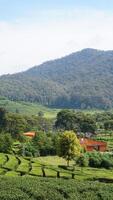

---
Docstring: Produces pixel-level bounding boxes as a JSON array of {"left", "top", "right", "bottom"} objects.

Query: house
[
  {"left": 80, "top": 138, "right": 107, "bottom": 152},
  {"left": 23, "top": 131, "right": 36, "bottom": 138}
]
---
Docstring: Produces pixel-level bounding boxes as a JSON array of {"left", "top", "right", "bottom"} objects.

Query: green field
[
  {"left": 0, "top": 154, "right": 113, "bottom": 199},
  {"left": 0, "top": 98, "right": 109, "bottom": 119},
  {"left": 1, "top": 176, "right": 113, "bottom": 200},
  {"left": 0, "top": 154, "right": 113, "bottom": 181},
  {"left": 0, "top": 176, "right": 113, "bottom": 200},
  {"left": 0, "top": 98, "right": 60, "bottom": 118}
]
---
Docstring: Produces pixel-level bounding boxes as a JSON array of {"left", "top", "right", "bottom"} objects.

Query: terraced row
[{"left": 0, "top": 153, "right": 75, "bottom": 178}]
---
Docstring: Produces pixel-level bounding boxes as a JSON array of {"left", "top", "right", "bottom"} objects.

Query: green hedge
[{"left": 0, "top": 177, "right": 113, "bottom": 200}]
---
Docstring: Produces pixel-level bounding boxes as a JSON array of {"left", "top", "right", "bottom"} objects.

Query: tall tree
[
  {"left": 32, "top": 132, "right": 54, "bottom": 156},
  {"left": 79, "top": 116, "right": 96, "bottom": 133},
  {"left": 55, "top": 110, "right": 78, "bottom": 131},
  {"left": 57, "top": 131, "right": 81, "bottom": 166},
  {"left": 55, "top": 110, "right": 97, "bottom": 133},
  {"left": 0, "top": 108, "right": 7, "bottom": 131},
  {"left": 104, "top": 120, "right": 113, "bottom": 130},
  {"left": 0, "top": 133, "right": 13, "bottom": 153}
]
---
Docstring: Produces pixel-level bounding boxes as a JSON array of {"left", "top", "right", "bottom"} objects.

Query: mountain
[{"left": 0, "top": 48, "right": 113, "bottom": 109}]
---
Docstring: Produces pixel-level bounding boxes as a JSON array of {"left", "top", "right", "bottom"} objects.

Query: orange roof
[
  {"left": 80, "top": 138, "right": 107, "bottom": 147},
  {"left": 23, "top": 132, "right": 36, "bottom": 137}
]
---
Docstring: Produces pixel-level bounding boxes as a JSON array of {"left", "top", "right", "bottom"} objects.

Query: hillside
[
  {"left": 0, "top": 97, "right": 59, "bottom": 118},
  {"left": 1, "top": 48, "right": 113, "bottom": 109}
]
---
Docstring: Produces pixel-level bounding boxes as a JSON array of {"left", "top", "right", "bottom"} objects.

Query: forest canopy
[{"left": 0, "top": 49, "right": 113, "bottom": 109}]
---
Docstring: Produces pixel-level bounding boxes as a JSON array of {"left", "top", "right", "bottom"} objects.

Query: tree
[
  {"left": 32, "top": 132, "right": 55, "bottom": 156},
  {"left": 37, "top": 117, "right": 53, "bottom": 132},
  {"left": 79, "top": 116, "right": 96, "bottom": 133},
  {"left": 104, "top": 120, "right": 113, "bottom": 130},
  {"left": 19, "top": 142, "right": 40, "bottom": 157},
  {"left": 0, "top": 133, "right": 13, "bottom": 153},
  {"left": 55, "top": 110, "right": 78, "bottom": 131},
  {"left": 6, "top": 113, "right": 27, "bottom": 138},
  {"left": 57, "top": 131, "right": 81, "bottom": 166},
  {"left": 55, "top": 110, "right": 97, "bottom": 133},
  {"left": 0, "top": 108, "right": 7, "bottom": 131}
]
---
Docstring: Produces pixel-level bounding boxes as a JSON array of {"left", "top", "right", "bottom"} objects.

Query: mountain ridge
[{"left": 0, "top": 48, "right": 113, "bottom": 109}]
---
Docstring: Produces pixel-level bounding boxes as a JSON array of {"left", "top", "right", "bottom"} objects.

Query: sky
[{"left": 0, "top": 0, "right": 113, "bottom": 75}]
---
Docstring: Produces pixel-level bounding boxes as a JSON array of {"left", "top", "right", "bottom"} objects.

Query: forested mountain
[{"left": 1, "top": 48, "right": 113, "bottom": 109}]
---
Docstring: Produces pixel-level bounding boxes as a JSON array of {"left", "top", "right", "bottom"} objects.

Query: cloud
[{"left": 0, "top": 8, "right": 113, "bottom": 75}]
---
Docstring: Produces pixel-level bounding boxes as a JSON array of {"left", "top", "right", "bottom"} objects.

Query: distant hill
[
  {"left": 0, "top": 97, "right": 59, "bottom": 118},
  {"left": 1, "top": 48, "right": 113, "bottom": 109}
]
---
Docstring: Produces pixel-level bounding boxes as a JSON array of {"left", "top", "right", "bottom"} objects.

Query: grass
[
  {"left": 0, "top": 98, "right": 111, "bottom": 119},
  {"left": 0, "top": 168, "right": 6, "bottom": 175},
  {"left": 0, "top": 153, "right": 7, "bottom": 167},
  {"left": 16, "top": 157, "right": 30, "bottom": 174},
  {"left": 0, "top": 154, "right": 113, "bottom": 180},
  {"left": 33, "top": 156, "right": 74, "bottom": 166},
  {"left": 30, "top": 165, "right": 43, "bottom": 176},
  {"left": 5, "top": 171, "right": 20, "bottom": 176},
  {"left": 0, "top": 99, "right": 60, "bottom": 118},
  {"left": 30, "top": 161, "right": 42, "bottom": 176},
  {"left": 3, "top": 155, "right": 18, "bottom": 170},
  {"left": 44, "top": 168, "right": 57, "bottom": 177},
  {"left": 75, "top": 167, "right": 113, "bottom": 180}
]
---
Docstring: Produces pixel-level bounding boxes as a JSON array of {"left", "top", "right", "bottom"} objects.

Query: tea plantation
[
  {"left": 1, "top": 154, "right": 113, "bottom": 199},
  {"left": 0, "top": 176, "right": 113, "bottom": 200},
  {"left": 1, "top": 154, "right": 113, "bottom": 180}
]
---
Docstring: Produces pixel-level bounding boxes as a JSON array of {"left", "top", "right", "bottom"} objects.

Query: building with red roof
[
  {"left": 23, "top": 131, "right": 36, "bottom": 138},
  {"left": 80, "top": 138, "right": 107, "bottom": 152}
]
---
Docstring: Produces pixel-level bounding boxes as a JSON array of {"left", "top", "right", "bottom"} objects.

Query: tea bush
[{"left": 0, "top": 177, "right": 113, "bottom": 200}]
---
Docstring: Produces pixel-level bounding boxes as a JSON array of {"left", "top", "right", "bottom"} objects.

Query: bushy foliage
[
  {"left": 104, "top": 120, "right": 113, "bottom": 130},
  {"left": 101, "top": 157, "right": 113, "bottom": 169},
  {"left": 32, "top": 132, "right": 56, "bottom": 156},
  {"left": 19, "top": 142, "right": 40, "bottom": 157},
  {"left": 88, "top": 152, "right": 102, "bottom": 168},
  {"left": 0, "top": 108, "right": 7, "bottom": 131},
  {"left": 0, "top": 133, "right": 13, "bottom": 153},
  {"left": 55, "top": 110, "right": 97, "bottom": 133},
  {"left": 57, "top": 131, "right": 81, "bottom": 166},
  {"left": 77, "top": 152, "right": 113, "bottom": 169},
  {"left": 1, "top": 177, "right": 113, "bottom": 200},
  {"left": 0, "top": 108, "right": 53, "bottom": 139},
  {"left": 76, "top": 154, "right": 89, "bottom": 167}
]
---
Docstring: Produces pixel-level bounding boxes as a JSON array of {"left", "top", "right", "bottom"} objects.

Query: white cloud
[{"left": 0, "top": 8, "right": 113, "bottom": 75}]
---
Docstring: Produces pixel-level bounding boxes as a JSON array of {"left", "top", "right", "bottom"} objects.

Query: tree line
[{"left": 1, "top": 108, "right": 113, "bottom": 165}]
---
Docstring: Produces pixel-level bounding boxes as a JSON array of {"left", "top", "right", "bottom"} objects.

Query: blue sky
[
  {"left": 0, "top": 0, "right": 113, "bottom": 21},
  {"left": 0, "top": 0, "right": 113, "bottom": 74}
]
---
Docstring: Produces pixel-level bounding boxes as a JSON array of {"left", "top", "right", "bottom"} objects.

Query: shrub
[
  {"left": 86, "top": 152, "right": 102, "bottom": 168},
  {"left": 89, "top": 156, "right": 101, "bottom": 168},
  {"left": 100, "top": 158, "right": 113, "bottom": 169},
  {"left": 1, "top": 177, "right": 113, "bottom": 200},
  {"left": 77, "top": 152, "right": 113, "bottom": 169},
  {"left": 58, "top": 165, "right": 67, "bottom": 170},
  {"left": 18, "top": 143, "right": 40, "bottom": 157},
  {"left": 0, "top": 133, "right": 13, "bottom": 153},
  {"left": 76, "top": 155, "right": 89, "bottom": 167}
]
